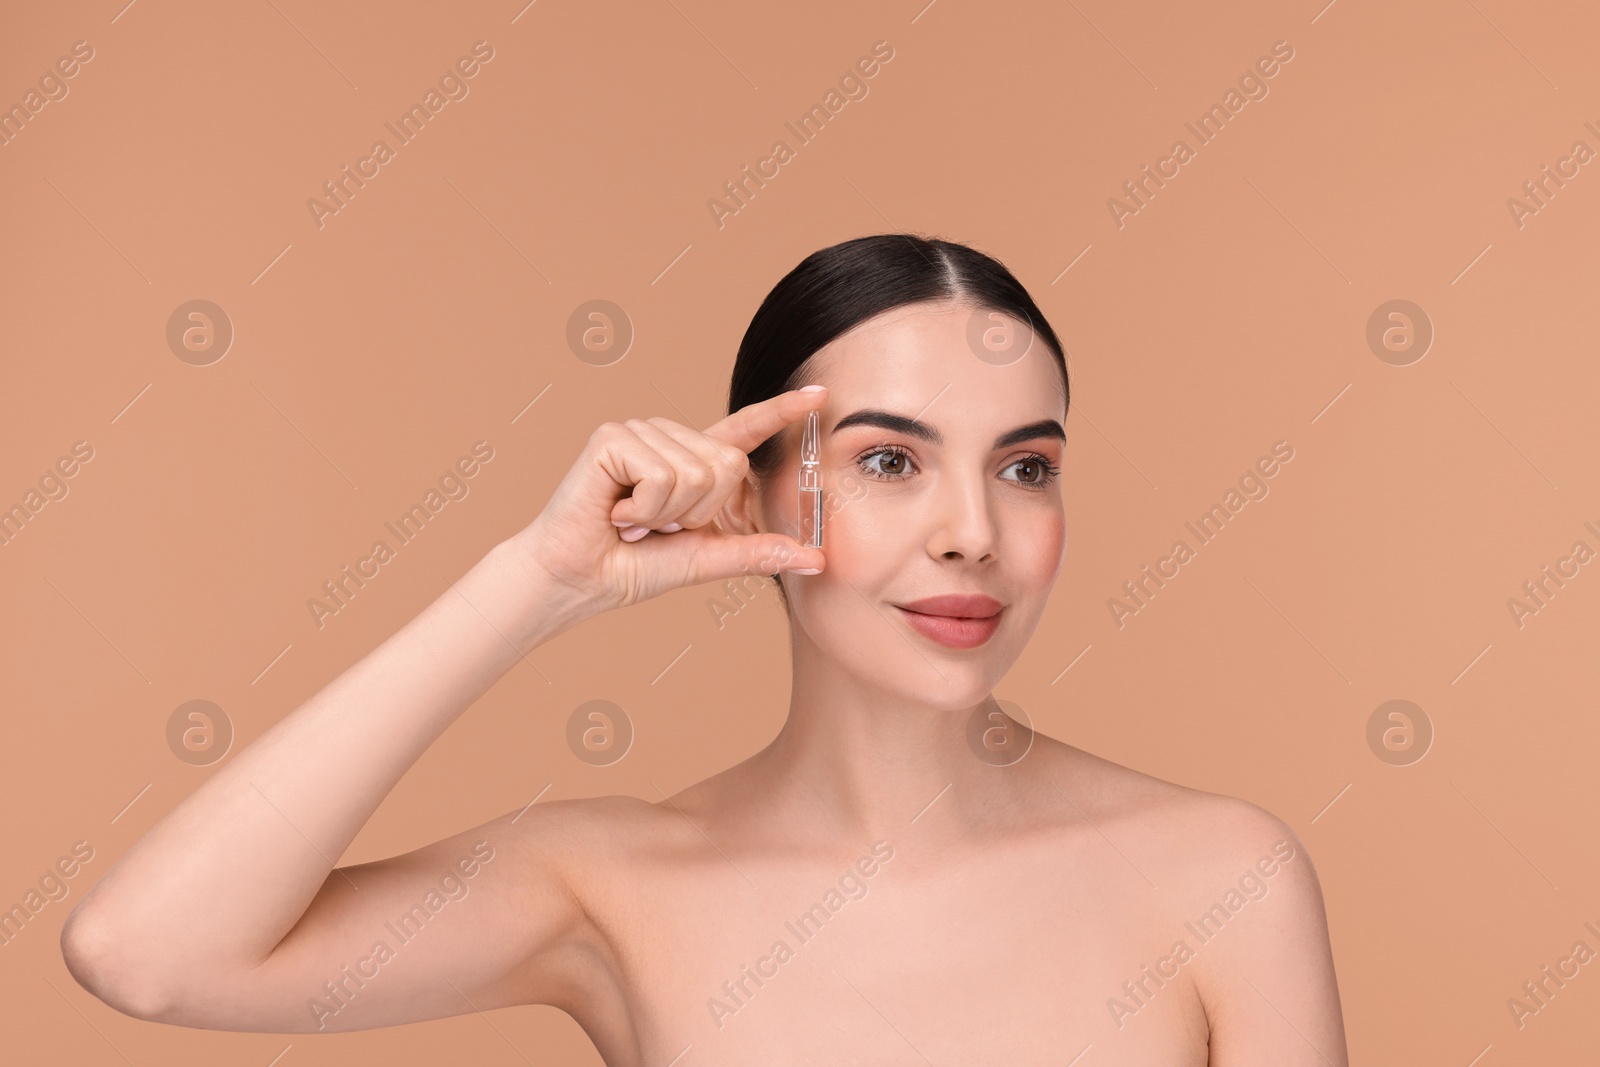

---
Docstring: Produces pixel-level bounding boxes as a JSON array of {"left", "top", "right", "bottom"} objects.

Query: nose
[{"left": 926, "top": 468, "right": 999, "bottom": 563}]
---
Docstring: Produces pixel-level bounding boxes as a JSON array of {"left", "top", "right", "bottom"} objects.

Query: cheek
[
  {"left": 783, "top": 494, "right": 908, "bottom": 633},
  {"left": 792, "top": 504, "right": 924, "bottom": 664},
  {"left": 814, "top": 491, "right": 911, "bottom": 582},
  {"left": 1017, "top": 509, "right": 1067, "bottom": 581},
  {"left": 763, "top": 474, "right": 889, "bottom": 567},
  {"left": 832, "top": 499, "right": 896, "bottom": 559}
]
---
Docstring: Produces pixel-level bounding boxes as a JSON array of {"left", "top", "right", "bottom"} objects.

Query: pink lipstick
[{"left": 894, "top": 594, "right": 1004, "bottom": 649}]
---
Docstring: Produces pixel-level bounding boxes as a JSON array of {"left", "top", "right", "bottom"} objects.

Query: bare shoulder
[
  {"left": 1033, "top": 737, "right": 1311, "bottom": 880},
  {"left": 1172, "top": 793, "right": 1346, "bottom": 1064},
  {"left": 1034, "top": 741, "right": 1347, "bottom": 1063},
  {"left": 494, "top": 789, "right": 713, "bottom": 908},
  {"left": 497, "top": 791, "right": 683, "bottom": 871}
]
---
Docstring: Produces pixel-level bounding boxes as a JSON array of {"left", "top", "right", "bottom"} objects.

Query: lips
[{"left": 894, "top": 594, "right": 1004, "bottom": 649}]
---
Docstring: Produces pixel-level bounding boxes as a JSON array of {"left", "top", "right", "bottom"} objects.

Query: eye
[
  {"left": 1002, "top": 453, "right": 1061, "bottom": 488},
  {"left": 856, "top": 445, "right": 915, "bottom": 480}
]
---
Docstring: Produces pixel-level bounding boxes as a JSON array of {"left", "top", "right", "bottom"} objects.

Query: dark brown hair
[{"left": 726, "top": 233, "right": 1070, "bottom": 599}]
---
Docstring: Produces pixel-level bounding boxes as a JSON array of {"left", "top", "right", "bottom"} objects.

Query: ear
[
  {"left": 727, "top": 471, "right": 797, "bottom": 595},
  {"left": 716, "top": 472, "right": 765, "bottom": 538},
  {"left": 719, "top": 473, "right": 787, "bottom": 591}
]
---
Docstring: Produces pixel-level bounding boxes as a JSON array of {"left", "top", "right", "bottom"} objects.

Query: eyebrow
[{"left": 830, "top": 409, "right": 1066, "bottom": 451}]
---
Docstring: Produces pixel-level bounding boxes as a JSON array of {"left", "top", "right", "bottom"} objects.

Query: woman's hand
[{"left": 509, "top": 385, "right": 829, "bottom": 615}]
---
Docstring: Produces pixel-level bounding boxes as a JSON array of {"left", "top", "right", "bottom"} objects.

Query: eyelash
[{"left": 854, "top": 445, "right": 1061, "bottom": 488}]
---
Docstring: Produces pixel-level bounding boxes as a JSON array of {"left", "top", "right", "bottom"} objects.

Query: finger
[
  {"left": 596, "top": 423, "right": 681, "bottom": 528},
  {"left": 624, "top": 522, "right": 825, "bottom": 587},
  {"left": 703, "top": 385, "right": 827, "bottom": 457},
  {"left": 636, "top": 418, "right": 748, "bottom": 530},
  {"left": 612, "top": 419, "right": 714, "bottom": 528}
]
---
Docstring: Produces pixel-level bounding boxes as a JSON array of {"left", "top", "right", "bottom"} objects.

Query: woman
[{"left": 61, "top": 235, "right": 1348, "bottom": 1065}]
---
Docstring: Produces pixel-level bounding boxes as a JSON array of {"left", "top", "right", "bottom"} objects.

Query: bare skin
[{"left": 61, "top": 300, "right": 1348, "bottom": 1065}]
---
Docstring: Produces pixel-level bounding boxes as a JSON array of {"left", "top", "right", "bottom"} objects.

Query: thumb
[{"left": 638, "top": 525, "right": 825, "bottom": 588}]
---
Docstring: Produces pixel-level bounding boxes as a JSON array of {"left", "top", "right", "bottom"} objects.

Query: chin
[
  {"left": 850, "top": 650, "right": 1014, "bottom": 711},
  {"left": 916, "top": 682, "right": 1000, "bottom": 713}
]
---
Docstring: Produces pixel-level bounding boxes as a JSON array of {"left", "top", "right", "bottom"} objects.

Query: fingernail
[
  {"left": 621, "top": 526, "right": 650, "bottom": 541},
  {"left": 660, "top": 522, "right": 683, "bottom": 532},
  {"left": 790, "top": 567, "right": 821, "bottom": 574},
  {"left": 799, "top": 385, "right": 826, "bottom": 392},
  {"left": 612, "top": 518, "right": 633, "bottom": 527}
]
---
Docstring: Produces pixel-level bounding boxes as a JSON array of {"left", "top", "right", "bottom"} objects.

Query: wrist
[{"left": 469, "top": 538, "right": 595, "bottom": 654}]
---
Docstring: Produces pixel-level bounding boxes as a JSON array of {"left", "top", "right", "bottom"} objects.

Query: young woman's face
[{"left": 761, "top": 299, "right": 1069, "bottom": 709}]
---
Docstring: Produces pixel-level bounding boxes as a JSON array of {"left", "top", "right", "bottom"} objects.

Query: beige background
[{"left": 3, "top": 0, "right": 1598, "bottom": 1063}]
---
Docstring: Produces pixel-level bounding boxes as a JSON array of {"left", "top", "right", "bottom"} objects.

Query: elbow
[{"left": 60, "top": 904, "right": 178, "bottom": 1022}]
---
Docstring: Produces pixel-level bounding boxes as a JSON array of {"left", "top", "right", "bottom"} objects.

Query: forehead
[{"left": 806, "top": 302, "right": 1065, "bottom": 427}]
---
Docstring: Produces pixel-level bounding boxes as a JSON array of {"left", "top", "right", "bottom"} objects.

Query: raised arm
[
  {"left": 59, "top": 540, "right": 598, "bottom": 1030},
  {"left": 60, "top": 388, "right": 831, "bottom": 1033}
]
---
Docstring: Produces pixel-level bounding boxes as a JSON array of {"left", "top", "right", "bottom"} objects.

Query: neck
[{"left": 743, "top": 618, "right": 1038, "bottom": 848}]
